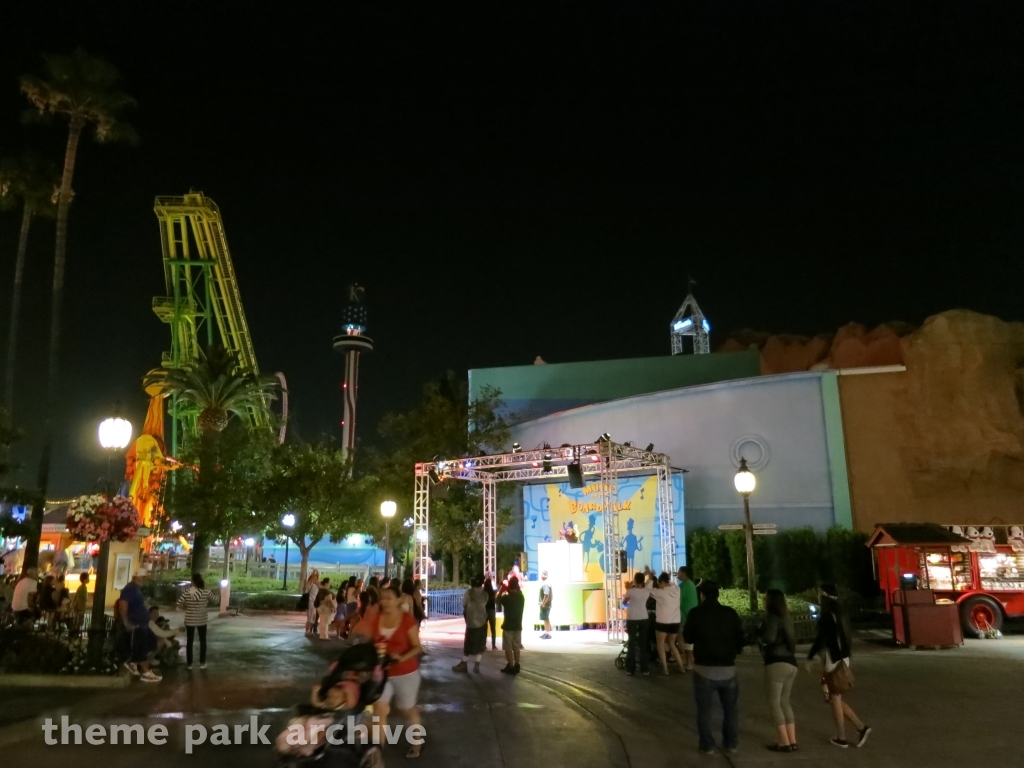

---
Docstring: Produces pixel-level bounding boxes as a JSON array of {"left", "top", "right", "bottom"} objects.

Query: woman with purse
[
  {"left": 807, "top": 584, "right": 871, "bottom": 749},
  {"left": 759, "top": 589, "right": 798, "bottom": 752}
]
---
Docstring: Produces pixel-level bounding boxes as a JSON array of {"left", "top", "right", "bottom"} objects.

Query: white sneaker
[
  {"left": 124, "top": 661, "right": 140, "bottom": 676},
  {"left": 140, "top": 671, "right": 163, "bottom": 683},
  {"left": 200, "top": 663, "right": 207, "bottom": 669}
]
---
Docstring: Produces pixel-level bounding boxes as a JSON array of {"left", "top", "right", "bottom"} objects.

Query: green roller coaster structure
[{"left": 151, "top": 192, "right": 269, "bottom": 457}]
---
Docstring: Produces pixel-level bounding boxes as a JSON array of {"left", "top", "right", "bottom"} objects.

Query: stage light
[
  {"left": 543, "top": 451, "right": 552, "bottom": 473},
  {"left": 512, "top": 442, "right": 521, "bottom": 453},
  {"left": 428, "top": 469, "right": 442, "bottom": 484},
  {"left": 567, "top": 462, "right": 585, "bottom": 488},
  {"left": 702, "top": 319, "right": 711, "bottom": 333},
  {"left": 673, "top": 318, "right": 693, "bottom": 332},
  {"left": 597, "top": 433, "right": 611, "bottom": 442},
  {"left": 645, "top": 443, "right": 655, "bottom": 452}
]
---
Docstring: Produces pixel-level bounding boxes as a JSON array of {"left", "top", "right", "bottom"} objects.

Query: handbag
[
  {"left": 296, "top": 592, "right": 310, "bottom": 611},
  {"left": 822, "top": 661, "right": 854, "bottom": 695}
]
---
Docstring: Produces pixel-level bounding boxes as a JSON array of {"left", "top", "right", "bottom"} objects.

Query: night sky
[{"left": 1, "top": 2, "right": 1022, "bottom": 497}]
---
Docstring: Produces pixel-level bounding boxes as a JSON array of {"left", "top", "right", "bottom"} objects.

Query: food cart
[{"left": 868, "top": 523, "right": 1024, "bottom": 638}]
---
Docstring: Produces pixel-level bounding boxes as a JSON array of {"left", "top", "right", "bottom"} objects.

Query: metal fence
[{"left": 425, "top": 589, "right": 464, "bottom": 619}]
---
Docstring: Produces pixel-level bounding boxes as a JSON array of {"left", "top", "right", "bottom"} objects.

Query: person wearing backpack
[
  {"left": 176, "top": 573, "right": 212, "bottom": 670},
  {"left": 759, "top": 589, "right": 798, "bottom": 752}
]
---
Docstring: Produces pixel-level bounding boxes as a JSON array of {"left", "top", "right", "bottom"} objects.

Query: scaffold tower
[{"left": 670, "top": 281, "right": 711, "bottom": 355}]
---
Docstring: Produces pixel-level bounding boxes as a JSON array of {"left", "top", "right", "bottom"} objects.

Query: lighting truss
[
  {"left": 670, "top": 289, "right": 710, "bottom": 355},
  {"left": 414, "top": 440, "right": 679, "bottom": 642}
]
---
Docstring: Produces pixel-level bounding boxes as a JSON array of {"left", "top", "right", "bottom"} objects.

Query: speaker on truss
[
  {"left": 567, "top": 461, "right": 585, "bottom": 489},
  {"left": 616, "top": 549, "right": 628, "bottom": 572}
]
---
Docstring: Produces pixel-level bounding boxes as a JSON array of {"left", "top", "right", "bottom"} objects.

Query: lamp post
[
  {"left": 733, "top": 457, "right": 758, "bottom": 614},
  {"left": 93, "top": 416, "right": 132, "bottom": 658},
  {"left": 380, "top": 501, "right": 396, "bottom": 579},
  {"left": 281, "top": 513, "right": 295, "bottom": 591}
]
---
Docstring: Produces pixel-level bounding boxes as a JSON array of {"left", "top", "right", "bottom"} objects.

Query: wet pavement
[{"left": 1, "top": 610, "right": 1022, "bottom": 766}]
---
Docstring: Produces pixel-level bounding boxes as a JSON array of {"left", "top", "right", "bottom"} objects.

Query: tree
[
  {"left": 145, "top": 344, "right": 279, "bottom": 571},
  {"left": 371, "top": 372, "right": 514, "bottom": 581},
  {"left": 265, "top": 442, "right": 373, "bottom": 586},
  {"left": 0, "top": 153, "right": 57, "bottom": 415},
  {"left": 0, "top": 407, "right": 38, "bottom": 540},
  {"left": 165, "top": 424, "right": 277, "bottom": 579},
  {"left": 19, "top": 48, "right": 137, "bottom": 570}
]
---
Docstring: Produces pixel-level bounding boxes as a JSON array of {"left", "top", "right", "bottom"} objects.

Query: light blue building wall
[{"left": 509, "top": 371, "right": 852, "bottom": 547}]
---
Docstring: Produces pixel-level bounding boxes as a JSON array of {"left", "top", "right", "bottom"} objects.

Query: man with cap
[
  {"left": 539, "top": 570, "right": 553, "bottom": 639},
  {"left": 118, "top": 566, "right": 162, "bottom": 682}
]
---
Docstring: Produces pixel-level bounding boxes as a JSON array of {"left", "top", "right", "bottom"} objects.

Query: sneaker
[
  {"left": 473, "top": 661, "right": 481, "bottom": 674},
  {"left": 186, "top": 665, "right": 193, "bottom": 671},
  {"left": 830, "top": 738, "right": 849, "bottom": 749},
  {"left": 500, "top": 664, "right": 513, "bottom": 674},
  {"left": 123, "top": 661, "right": 140, "bottom": 676},
  {"left": 767, "top": 744, "right": 793, "bottom": 753},
  {"left": 140, "top": 672, "right": 163, "bottom": 683},
  {"left": 540, "top": 633, "right": 551, "bottom": 639},
  {"left": 512, "top": 663, "right": 521, "bottom": 675},
  {"left": 856, "top": 727, "right": 872, "bottom": 748},
  {"left": 698, "top": 747, "right": 715, "bottom": 755},
  {"left": 200, "top": 663, "right": 207, "bottom": 670},
  {"left": 626, "top": 670, "right": 636, "bottom": 676},
  {"left": 641, "top": 670, "right": 650, "bottom": 676},
  {"left": 725, "top": 747, "right": 738, "bottom": 754},
  {"left": 452, "top": 661, "right": 468, "bottom": 673}
]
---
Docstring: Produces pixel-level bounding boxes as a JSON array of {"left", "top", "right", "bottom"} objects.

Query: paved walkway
[{"left": 1, "top": 611, "right": 1021, "bottom": 766}]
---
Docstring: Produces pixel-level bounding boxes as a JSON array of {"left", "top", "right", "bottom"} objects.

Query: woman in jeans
[
  {"left": 177, "top": 573, "right": 212, "bottom": 670},
  {"left": 808, "top": 584, "right": 871, "bottom": 749},
  {"left": 759, "top": 589, "right": 798, "bottom": 752}
]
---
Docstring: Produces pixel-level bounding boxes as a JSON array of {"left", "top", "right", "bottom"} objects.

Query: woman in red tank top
[{"left": 374, "top": 584, "right": 425, "bottom": 757}]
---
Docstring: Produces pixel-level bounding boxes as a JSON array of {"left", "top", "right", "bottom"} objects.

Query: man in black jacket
[{"left": 683, "top": 581, "right": 747, "bottom": 754}]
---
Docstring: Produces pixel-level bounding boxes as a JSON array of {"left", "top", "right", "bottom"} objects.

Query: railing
[{"left": 424, "top": 589, "right": 464, "bottom": 619}]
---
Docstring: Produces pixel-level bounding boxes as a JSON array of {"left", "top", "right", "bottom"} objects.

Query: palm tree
[
  {"left": 145, "top": 344, "right": 279, "bottom": 572},
  {"left": 19, "top": 49, "right": 136, "bottom": 570},
  {"left": 0, "top": 153, "right": 58, "bottom": 415}
]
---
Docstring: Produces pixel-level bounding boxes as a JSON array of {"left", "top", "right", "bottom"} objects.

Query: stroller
[{"left": 275, "top": 642, "right": 388, "bottom": 767}]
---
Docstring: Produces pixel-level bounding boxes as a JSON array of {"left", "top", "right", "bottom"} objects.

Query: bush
[
  {"left": 687, "top": 528, "right": 732, "bottom": 586},
  {"left": 685, "top": 525, "right": 876, "bottom": 597},
  {"left": 0, "top": 626, "right": 71, "bottom": 674},
  {"left": 241, "top": 592, "right": 304, "bottom": 611}
]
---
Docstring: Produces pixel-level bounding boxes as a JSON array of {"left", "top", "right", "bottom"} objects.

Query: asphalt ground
[{"left": 0, "top": 611, "right": 1021, "bottom": 767}]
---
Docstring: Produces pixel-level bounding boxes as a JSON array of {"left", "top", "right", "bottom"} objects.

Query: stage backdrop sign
[{"left": 523, "top": 473, "right": 685, "bottom": 581}]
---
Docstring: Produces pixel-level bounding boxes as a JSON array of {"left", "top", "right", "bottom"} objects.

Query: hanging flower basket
[{"left": 67, "top": 494, "right": 142, "bottom": 543}]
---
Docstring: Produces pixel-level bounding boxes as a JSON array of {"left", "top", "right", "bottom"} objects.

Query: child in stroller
[{"left": 274, "top": 642, "right": 388, "bottom": 767}]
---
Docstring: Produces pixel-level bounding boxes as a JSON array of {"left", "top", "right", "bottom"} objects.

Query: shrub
[
  {"left": 725, "top": 530, "right": 773, "bottom": 591},
  {"left": 242, "top": 592, "right": 304, "bottom": 611},
  {"left": 0, "top": 626, "right": 72, "bottom": 674},
  {"left": 774, "top": 527, "right": 822, "bottom": 593},
  {"left": 687, "top": 528, "right": 732, "bottom": 586}
]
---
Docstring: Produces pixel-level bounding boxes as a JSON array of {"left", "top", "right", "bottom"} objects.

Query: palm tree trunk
[
  {"left": 24, "top": 117, "right": 84, "bottom": 572},
  {"left": 222, "top": 539, "right": 230, "bottom": 580},
  {"left": 298, "top": 541, "right": 311, "bottom": 587},
  {"left": 451, "top": 548, "right": 461, "bottom": 587},
  {"left": 5, "top": 202, "right": 33, "bottom": 414}
]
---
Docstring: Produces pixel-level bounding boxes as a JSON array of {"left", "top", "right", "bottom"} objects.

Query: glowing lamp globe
[
  {"left": 415, "top": 529, "right": 428, "bottom": 543},
  {"left": 733, "top": 457, "right": 756, "bottom": 496},
  {"left": 380, "top": 500, "right": 397, "bottom": 519},
  {"left": 98, "top": 417, "right": 133, "bottom": 450},
  {"left": 282, "top": 513, "right": 296, "bottom": 528}
]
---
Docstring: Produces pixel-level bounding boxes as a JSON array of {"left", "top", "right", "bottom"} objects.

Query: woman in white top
[
  {"left": 304, "top": 569, "right": 321, "bottom": 635},
  {"left": 650, "top": 571, "right": 685, "bottom": 675}
]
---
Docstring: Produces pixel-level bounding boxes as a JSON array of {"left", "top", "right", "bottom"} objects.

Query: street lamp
[
  {"left": 733, "top": 457, "right": 758, "bottom": 614},
  {"left": 91, "top": 416, "right": 132, "bottom": 660},
  {"left": 380, "top": 501, "right": 397, "bottom": 579},
  {"left": 281, "top": 513, "right": 295, "bottom": 591}
]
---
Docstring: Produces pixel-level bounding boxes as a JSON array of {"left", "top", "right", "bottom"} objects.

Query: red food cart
[{"left": 868, "top": 523, "right": 1024, "bottom": 638}]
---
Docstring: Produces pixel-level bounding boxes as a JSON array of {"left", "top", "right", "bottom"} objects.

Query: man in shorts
[
  {"left": 118, "top": 567, "right": 162, "bottom": 683},
  {"left": 539, "top": 570, "right": 553, "bottom": 639},
  {"left": 499, "top": 576, "right": 525, "bottom": 674}
]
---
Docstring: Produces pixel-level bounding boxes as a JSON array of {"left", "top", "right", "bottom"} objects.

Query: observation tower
[{"left": 333, "top": 284, "right": 373, "bottom": 453}]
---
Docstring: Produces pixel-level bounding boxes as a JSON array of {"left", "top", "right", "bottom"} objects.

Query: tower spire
[
  {"left": 333, "top": 284, "right": 374, "bottom": 454},
  {"left": 670, "top": 279, "right": 710, "bottom": 355}
]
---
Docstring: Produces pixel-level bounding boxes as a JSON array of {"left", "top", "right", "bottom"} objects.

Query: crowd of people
[
  {"left": 1, "top": 567, "right": 92, "bottom": 631},
  {"left": 299, "top": 570, "right": 427, "bottom": 643},
  {"left": 622, "top": 567, "right": 871, "bottom": 754}
]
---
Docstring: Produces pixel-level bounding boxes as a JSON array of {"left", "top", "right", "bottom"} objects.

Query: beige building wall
[{"left": 839, "top": 310, "right": 1024, "bottom": 532}]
